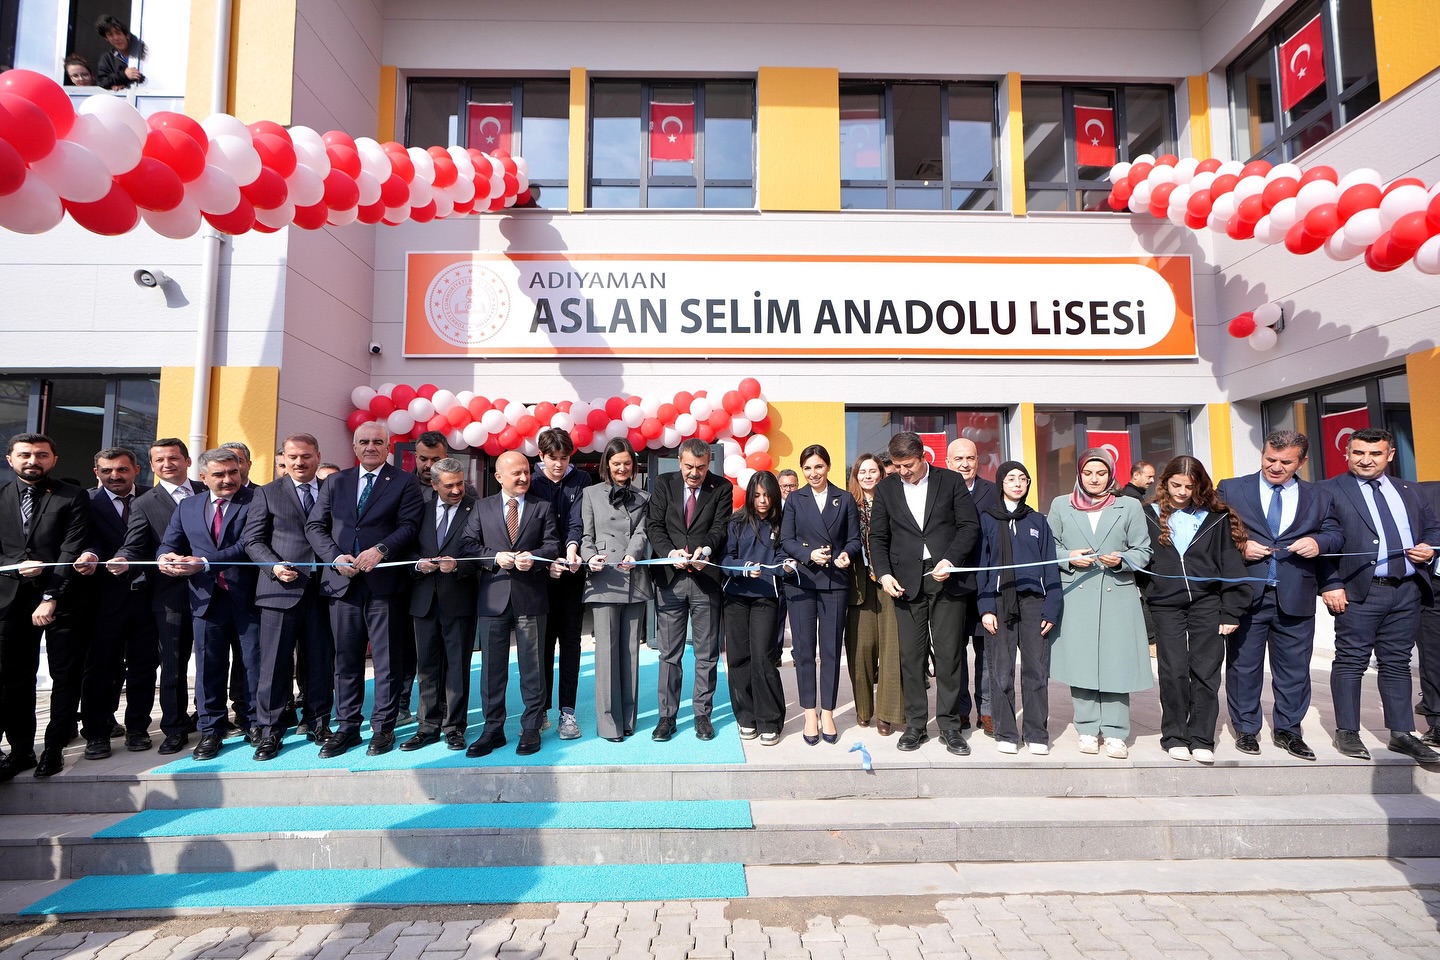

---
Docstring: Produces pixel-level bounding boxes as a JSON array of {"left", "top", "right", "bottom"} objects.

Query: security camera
[
  {"left": 369, "top": 342, "right": 383, "bottom": 355},
  {"left": 133, "top": 269, "right": 169, "bottom": 289}
]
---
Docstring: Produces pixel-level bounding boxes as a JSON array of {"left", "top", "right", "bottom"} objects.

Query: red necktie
[
  {"left": 685, "top": 489, "right": 697, "bottom": 526},
  {"left": 506, "top": 497, "right": 520, "bottom": 544},
  {"left": 212, "top": 499, "right": 229, "bottom": 591}
]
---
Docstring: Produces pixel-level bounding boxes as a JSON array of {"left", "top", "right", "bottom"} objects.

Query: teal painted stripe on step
[
  {"left": 21, "top": 864, "right": 749, "bottom": 915},
  {"left": 96, "top": 800, "right": 754, "bottom": 838}
]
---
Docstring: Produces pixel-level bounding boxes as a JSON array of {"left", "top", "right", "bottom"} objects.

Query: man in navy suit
[
  {"left": 1320, "top": 427, "right": 1440, "bottom": 762},
  {"left": 243, "top": 433, "right": 334, "bottom": 761},
  {"left": 1217, "top": 430, "right": 1342, "bottom": 760},
  {"left": 530, "top": 427, "right": 591, "bottom": 740},
  {"left": 948, "top": 437, "right": 998, "bottom": 734},
  {"left": 306, "top": 421, "right": 425, "bottom": 759},
  {"left": 1415, "top": 481, "right": 1440, "bottom": 746},
  {"left": 73, "top": 447, "right": 156, "bottom": 758},
  {"left": 461, "top": 450, "right": 561, "bottom": 757},
  {"left": 156, "top": 447, "right": 258, "bottom": 762},
  {"left": 405, "top": 457, "right": 477, "bottom": 752}
]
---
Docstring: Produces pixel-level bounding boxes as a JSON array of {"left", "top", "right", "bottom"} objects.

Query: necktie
[
  {"left": 506, "top": 497, "right": 519, "bottom": 544},
  {"left": 1367, "top": 479, "right": 1406, "bottom": 578},
  {"left": 212, "top": 499, "right": 229, "bottom": 591},
  {"left": 357, "top": 473, "right": 375, "bottom": 517},
  {"left": 19, "top": 485, "right": 34, "bottom": 530},
  {"left": 300, "top": 483, "right": 315, "bottom": 515},
  {"left": 438, "top": 503, "right": 453, "bottom": 543},
  {"left": 120, "top": 493, "right": 133, "bottom": 526},
  {"left": 1265, "top": 484, "right": 1284, "bottom": 581},
  {"left": 684, "top": 489, "right": 697, "bottom": 526},
  {"left": 173, "top": 484, "right": 190, "bottom": 504}
]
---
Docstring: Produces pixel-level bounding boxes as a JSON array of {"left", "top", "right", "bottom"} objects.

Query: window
[
  {"left": 845, "top": 408, "right": 1007, "bottom": 480},
  {"left": 839, "top": 82, "right": 998, "bottom": 211},
  {"left": 1022, "top": 84, "right": 1177, "bottom": 212},
  {"left": 0, "top": 374, "right": 159, "bottom": 486},
  {"left": 1228, "top": 0, "right": 1378, "bottom": 162},
  {"left": 589, "top": 80, "right": 754, "bottom": 208},
  {"left": 405, "top": 79, "right": 571, "bottom": 210},
  {"left": 1262, "top": 368, "right": 1412, "bottom": 481},
  {"left": 1034, "top": 409, "right": 1190, "bottom": 506}
]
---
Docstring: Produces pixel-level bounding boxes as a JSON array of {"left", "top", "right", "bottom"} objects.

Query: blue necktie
[
  {"left": 353, "top": 474, "right": 375, "bottom": 554},
  {"left": 1265, "top": 484, "right": 1284, "bottom": 582},
  {"left": 1366, "top": 479, "right": 1406, "bottom": 578},
  {"left": 300, "top": 483, "right": 315, "bottom": 515}
]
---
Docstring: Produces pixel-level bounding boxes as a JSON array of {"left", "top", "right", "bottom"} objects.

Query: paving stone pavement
[{"left": 3, "top": 892, "right": 1439, "bottom": 960}]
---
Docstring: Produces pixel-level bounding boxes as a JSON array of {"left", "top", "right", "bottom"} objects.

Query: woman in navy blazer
[{"left": 781, "top": 444, "right": 861, "bottom": 744}]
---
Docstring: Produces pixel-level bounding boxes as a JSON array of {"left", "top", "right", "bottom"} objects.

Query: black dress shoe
[
  {"left": 401, "top": 730, "right": 441, "bottom": 752},
  {"left": 366, "top": 731, "right": 396, "bottom": 756},
  {"left": 940, "top": 729, "right": 971, "bottom": 756},
  {"left": 694, "top": 715, "right": 715, "bottom": 741},
  {"left": 1273, "top": 730, "right": 1316, "bottom": 761},
  {"left": 397, "top": 707, "right": 415, "bottom": 725},
  {"left": 1234, "top": 733, "right": 1261, "bottom": 755},
  {"left": 243, "top": 725, "right": 261, "bottom": 745},
  {"left": 1388, "top": 732, "right": 1440, "bottom": 763},
  {"left": 958, "top": 717, "right": 973, "bottom": 731},
  {"left": 157, "top": 733, "right": 189, "bottom": 755},
  {"left": 306, "top": 722, "right": 333, "bottom": 744},
  {"left": 0, "top": 752, "right": 38, "bottom": 782},
  {"left": 109, "top": 722, "right": 125, "bottom": 739},
  {"left": 191, "top": 734, "right": 223, "bottom": 761},
  {"left": 318, "top": 730, "right": 362, "bottom": 759},
  {"left": 125, "top": 732, "right": 153, "bottom": 752},
  {"left": 652, "top": 716, "right": 677, "bottom": 742},
  {"left": 897, "top": 727, "right": 929, "bottom": 751},
  {"left": 516, "top": 729, "right": 542, "bottom": 755},
  {"left": 295, "top": 721, "right": 311, "bottom": 739},
  {"left": 35, "top": 750, "right": 64, "bottom": 777},
  {"left": 444, "top": 731, "right": 466, "bottom": 751},
  {"left": 1333, "top": 729, "right": 1370, "bottom": 760},
  {"left": 1422, "top": 728, "right": 1440, "bottom": 748},
  {"left": 84, "top": 738, "right": 112, "bottom": 760},
  {"left": 605, "top": 736, "right": 625, "bottom": 743},
  {"left": 253, "top": 735, "right": 282, "bottom": 762},
  {"left": 465, "top": 733, "right": 506, "bottom": 758}
]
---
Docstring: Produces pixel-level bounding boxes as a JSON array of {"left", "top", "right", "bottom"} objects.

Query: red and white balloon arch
[
  {"left": 350, "top": 379, "right": 776, "bottom": 509},
  {"left": 1105, "top": 153, "right": 1440, "bottom": 275},
  {"left": 0, "top": 70, "right": 529, "bottom": 238}
]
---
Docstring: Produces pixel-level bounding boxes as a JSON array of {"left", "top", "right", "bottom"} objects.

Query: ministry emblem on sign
[{"left": 425, "top": 262, "right": 510, "bottom": 347}]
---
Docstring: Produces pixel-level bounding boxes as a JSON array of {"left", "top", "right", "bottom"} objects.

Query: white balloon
[
  {"left": 489, "top": 172, "right": 506, "bottom": 199},
  {"left": 1336, "top": 167, "right": 1383, "bottom": 192},
  {"left": 288, "top": 126, "right": 330, "bottom": 177},
  {"left": 29, "top": 140, "right": 110, "bottom": 202},
  {"left": 1268, "top": 197, "right": 1299, "bottom": 232},
  {"left": 0, "top": 175, "right": 64, "bottom": 234},
  {"left": 1107, "top": 161, "right": 1132, "bottom": 184},
  {"left": 1189, "top": 171, "right": 1216, "bottom": 193},
  {"left": 722, "top": 438, "right": 743, "bottom": 461},
  {"left": 1345, "top": 208, "right": 1385, "bottom": 246},
  {"left": 1414, "top": 235, "right": 1440, "bottom": 275},
  {"left": 200, "top": 113, "right": 251, "bottom": 144},
  {"left": 1265, "top": 163, "right": 1303, "bottom": 184},
  {"left": 65, "top": 114, "right": 141, "bottom": 176},
  {"left": 1216, "top": 160, "right": 1245, "bottom": 178},
  {"left": 723, "top": 454, "right": 745, "bottom": 477},
  {"left": 432, "top": 390, "right": 458, "bottom": 414},
  {"left": 742, "top": 398, "right": 768, "bottom": 421},
  {"left": 1253, "top": 302, "right": 1284, "bottom": 328},
  {"left": 386, "top": 410, "right": 415, "bottom": 435},
  {"left": 480, "top": 409, "right": 506, "bottom": 433},
  {"left": 744, "top": 434, "right": 770, "bottom": 455},
  {"left": 1378, "top": 184, "right": 1429, "bottom": 229},
  {"left": 450, "top": 174, "right": 475, "bottom": 204},
  {"left": 351, "top": 386, "right": 377, "bottom": 409},
  {"left": 141, "top": 196, "right": 201, "bottom": 239},
  {"left": 78, "top": 93, "right": 148, "bottom": 146},
  {"left": 446, "top": 427, "right": 467, "bottom": 450},
  {"left": 285, "top": 164, "right": 324, "bottom": 207},
  {"left": 188, "top": 165, "right": 241, "bottom": 215},
  {"left": 1207, "top": 210, "right": 1228, "bottom": 232},
  {"left": 1212, "top": 193, "right": 1239, "bottom": 223},
  {"left": 462, "top": 422, "right": 489, "bottom": 447},
  {"left": 504, "top": 400, "right": 527, "bottom": 424},
  {"left": 327, "top": 204, "right": 358, "bottom": 226},
  {"left": 730, "top": 416, "right": 752, "bottom": 438},
  {"left": 690, "top": 397, "right": 713, "bottom": 420},
  {"left": 1146, "top": 164, "right": 1175, "bottom": 186},
  {"left": 513, "top": 157, "right": 529, "bottom": 178},
  {"left": 407, "top": 147, "right": 436, "bottom": 184},
  {"left": 516, "top": 171, "right": 529, "bottom": 193},
  {"left": 207, "top": 134, "right": 262, "bottom": 187},
  {"left": 1325, "top": 229, "right": 1365, "bottom": 261},
  {"left": 1166, "top": 184, "right": 1192, "bottom": 225},
  {"left": 550, "top": 412, "right": 573, "bottom": 432},
  {"left": 408, "top": 397, "right": 435, "bottom": 421},
  {"left": 620, "top": 405, "right": 645, "bottom": 429},
  {"left": 661, "top": 427, "right": 681, "bottom": 448},
  {"left": 521, "top": 437, "right": 540, "bottom": 458},
  {"left": 640, "top": 395, "right": 662, "bottom": 418},
  {"left": 1130, "top": 182, "right": 1152, "bottom": 211},
  {"left": 354, "top": 138, "right": 392, "bottom": 181},
  {"left": 383, "top": 204, "right": 410, "bottom": 223},
  {"left": 447, "top": 145, "right": 475, "bottom": 179},
  {"left": 377, "top": 382, "right": 397, "bottom": 396},
  {"left": 645, "top": 435, "right": 665, "bottom": 451},
  {"left": 1293, "top": 179, "right": 1338, "bottom": 217},
  {"left": 1172, "top": 157, "right": 1199, "bottom": 184},
  {"left": 432, "top": 190, "right": 454, "bottom": 219},
  {"left": 1232, "top": 175, "right": 1266, "bottom": 202},
  {"left": 355, "top": 171, "right": 381, "bottom": 207},
  {"left": 1133, "top": 153, "right": 1156, "bottom": 166},
  {"left": 1247, "top": 326, "right": 1279, "bottom": 351},
  {"left": 408, "top": 178, "right": 434, "bottom": 207},
  {"left": 737, "top": 467, "right": 757, "bottom": 490},
  {"left": 674, "top": 413, "right": 698, "bottom": 437},
  {"left": 1252, "top": 215, "right": 1281, "bottom": 245},
  {"left": 569, "top": 400, "right": 592, "bottom": 423},
  {"left": 254, "top": 200, "right": 295, "bottom": 230}
]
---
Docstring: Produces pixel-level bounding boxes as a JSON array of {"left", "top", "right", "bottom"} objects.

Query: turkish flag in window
[
  {"left": 1279, "top": 14, "right": 1325, "bottom": 113},
  {"left": 1074, "top": 106, "right": 1116, "bottom": 167},
  {"left": 467, "top": 103, "right": 513, "bottom": 152},
  {"left": 649, "top": 102, "right": 695, "bottom": 162}
]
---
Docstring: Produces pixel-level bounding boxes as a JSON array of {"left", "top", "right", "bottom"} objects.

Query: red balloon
[
  {"left": 1301, "top": 203, "right": 1341, "bottom": 241},
  {"left": 379, "top": 174, "right": 410, "bottom": 208},
  {"left": 605, "top": 396, "right": 627, "bottom": 419},
  {"left": 0, "top": 92, "right": 56, "bottom": 163},
  {"left": 487, "top": 196, "right": 508, "bottom": 212},
  {"left": 1228, "top": 312, "right": 1256, "bottom": 338},
  {"left": 745, "top": 451, "right": 773, "bottom": 472},
  {"left": 516, "top": 414, "right": 539, "bottom": 436},
  {"left": 737, "top": 378, "right": 762, "bottom": 400},
  {"left": 1298, "top": 165, "right": 1338, "bottom": 186},
  {"left": 492, "top": 398, "right": 509, "bottom": 412},
  {"left": 425, "top": 414, "right": 449, "bottom": 433},
  {"left": 1383, "top": 177, "right": 1426, "bottom": 196},
  {"left": 732, "top": 487, "right": 747, "bottom": 511},
  {"left": 557, "top": 401, "right": 572, "bottom": 412},
  {"left": 587, "top": 409, "right": 610, "bottom": 431},
  {"left": 497, "top": 426, "right": 521, "bottom": 449},
  {"left": 0, "top": 69, "right": 74, "bottom": 138},
  {"left": 356, "top": 200, "right": 386, "bottom": 224},
  {"left": 1365, "top": 234, "right": 1408, "bottom": 272},
  {"left": 498, "top": 173, "right": 517, "bottom": 197},
  {"left": 534, "top": 401, "right": 557, "bottom": 425},
  {"left": 751, "top": 415, "right": 771, "bottom": 435},
  {"left": 413, "top": 383, "right": 435, "bottom": 400},
  {"left": 322, "top": 130, "right": 357, "bottom": 152},
  {"left": 1125, "top": 162, "right": 1153, "bottom": 188},
  {"left": 392, "top": 384, "right": 418, "bottom": 407},
  {"left": 626, "top": 428, "right": 647, "bottom": 450},
  {"left": 626, "top": 395, "right": 642, "bottom": 406},
  {"left": 143, "top": 127, "right": 206, "bottom": 183},
  {"left": 707, "top": 409, "right": 730, "bottom": 432},
  {"left": 468, "top": 396, "right": 493, "bottom": 418},
  {"left": 1236, "top": 195, "right": 1265, "bottom": 225},
  {"left": 657, "top": 402, "right": 678, "bottom": 424},
  {"left": 383, "top": 143, "right": 415, "bottom": 182},
  {"left": 1186, "top": 188, "right": 1212, "bottom": 219},
  {"left": 146, "top": 112, "right": 207, "bottom": 152},
  {"left": 1427, "top": 192, "right": 1440, "bottom": 234},
  {"left": 514, "top": 189, "right": 532, "bottom": 207},
  {"left": 204, "top": 195, "right": 256, "bottom": 235},
  {"left": 1209, "top": 174, "right": 1240, "bottom": 197},
  {"left": 1336, "top": 183, "right": 1382, "bottom": 225},
  {"left": 369, "top": 395, "right": 396, "bottom": 418},
  {"left": 428, "top": 149, "right": 458, "bottom": 189},
  {"left": 252, "top": 221, "right": 280, "bottom": 234},
  {"left": 447, "top": 406, "right": 473, "bottom": 428},
  {"left": 240, "top": 166, "right": 287, "bottom": 209},
  {"left": 1107, "top": 192, "right": 1128, "bottom": 212},
  {"left": 115, "top": 157, "right": 185, "bottom": 211},
  {"left": 1111, "top": 180, "right": 1133, "bottom": 204},
  {"left": 1154, "top": 154, "right": 1179, "bottom": 168},
  {"left": 346, "top": 409, "right": 372, "bottom": 431},
  {"left": 470, "top": 150, "right": 494, "bottom": 181},
  {"left": 248, "top": 120, "right": 291, "bottom": 144},
  {"left": 569, "top": 425, "right": 594, "bottom": 448},
  {"left": 252, "top": 133, "right": 297, "bottom": 178},
  {"left": 1390, "top": 211, "right": 1433, "bottom": 252},
  {"left": 482, "top": 437, "right": 504, "bottom": 457},
  {"left": 323, "top": 169, "right": 360, "bottom": 210},
  {"left": 326, "top": 143, "right": 362, "bottom": 180},
  {"left": 1184, "top": 211, "right": 1209, "bottom": 230},
  {"left": 1225, "top": 213, "right": 1256, "bottom": 240},
  {"left": 410, "top": 200, "right": 438, "bottom": 222},
  {"left": 1239, "top": 160, "right": 1272, "bottom": 180},
  {"left": 63, "top": 182, "right": 139, "bottom": 236},
  {"left": 0, "top": 137, "right": 22, "bottom": 196},
  {"left": 1147, "top": 181, "right": 1176, "bottom": 218},
  {"left": 452, "top": 196, "right": 477, "bottom": 216},
  {"left": 673, "top": 391, "right": 694, "bottom": 414},
  {"left": 721, "top": 390, "right": 745, "bottom": 415},
  {"left": 1260, "top": 177, "right": 1299, "bottom": 211},
  {"left": 292, "top": 201, "right": 329, "bottom": 229},
  {"left": 640, "top": 418, "right": 663, "bottom": 440},
  {"left": 1283, "top": 220, "right": 1323, "bottom": 254},
  {"left": 1195, "top": 158, "right": 1223, "bottom": 174},
  {"left": 696, "top": 423, "right": 716, "bottom": 443}
]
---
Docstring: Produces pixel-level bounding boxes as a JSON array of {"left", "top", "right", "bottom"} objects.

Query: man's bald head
[
  {"left": 494, "top": 450, "right": 531, "bottom": 498},
  {"left": 947, "top": 437, "right": 979, "bottom": 481}
]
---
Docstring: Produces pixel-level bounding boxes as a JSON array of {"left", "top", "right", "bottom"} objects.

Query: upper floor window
[
  {"left": 839, "top": 81, "right": 998, "bottom": 211},
  {"left": 1022, "top": 83, "right": 1176, "bottom": 212},
  {"left": 1228, "top": 1, "right": 1377, "bottom": 163},
  {"left": 589, "top": 80, "right": 754, "bottom": 209},
  {"left": 406, "top": 79, "right": 570, "bottom": 210}
]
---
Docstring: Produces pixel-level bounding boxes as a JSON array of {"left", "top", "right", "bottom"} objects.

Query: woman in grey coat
[
  {"left": 581, "top": 438, "right": 652, "bottom": 741},
  {"left": 1047, "top": 448, "right": 1153, "bottom": 758}
]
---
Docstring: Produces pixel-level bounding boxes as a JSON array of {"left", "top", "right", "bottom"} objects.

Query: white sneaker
[
  {"left": 557, "top": 711, "right": 580, "bottom": 740},
  {"left": 1028, "top": 742, "right": 1050, "bottom": 755},
  {"left": 1168, "top": 746, "right": 1192, "bottom": 761},
  {"left": 997, "top": 741, "right": 1019, "bottom": 754},
  {"left": 1191, "top": 748, "right": 1215, "bottom": 764},
  {"left": 738, "top": 726, "right": 758, "bottom": 741},
  {"left": 1104, "top": 739, "right": 1129, "bottom": 759},
  {"left": 1078, "top": 735, "right": 1099, "bottom": 754}
]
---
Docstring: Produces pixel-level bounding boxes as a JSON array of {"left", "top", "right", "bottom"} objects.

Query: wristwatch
[
  {"left": 375, "top": 543, "right": 389, "bottom": 557},
  {"left": 42, "top": 593, "right": 56, "bottom": 602}
]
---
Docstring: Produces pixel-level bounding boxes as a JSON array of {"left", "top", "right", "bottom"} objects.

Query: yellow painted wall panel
[
  {"left": 1373, "top": 0, "right": 1440, "bottom": 101},
  {"left": 378, "top": 66, "right": 398, "bottom": 143},
  {"left": 757, "top": 67, "right": 840, "bottom": 212},
  {"left": 1005, "top": 73, "right": 1026, "bottom": 217},
  {"left": 766, "top": 402, "right": 846, "bottom": 478},
  {"left": 569, "top": 67, "right": 587, "bottom": 212},
  {"left": 1187, "top": 75, "right": 1212, "bottom": 159},
  {"left": 1207, "top": 403, "right": 1234, "bottom": 482},
  {"left": 186, "top": 0, "right": 297, "bottom": 123},
  {"left": 1407, "top": 348, "right": 1440, "bottom": 480},
  {"left": 156, "top": 367, "right": 280, "bottom": 480},
  {"left": 1018, "top": 402, "right": 1038, "bottom": 474}
]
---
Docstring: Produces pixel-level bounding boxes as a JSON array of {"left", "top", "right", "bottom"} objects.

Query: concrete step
[{"left": 6, "top": 793, "right": 1440, "bottom": 881}]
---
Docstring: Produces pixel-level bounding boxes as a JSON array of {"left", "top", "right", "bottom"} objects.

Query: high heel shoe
[
  {"left": 803, "top": 733, "right": 820, "bottom": 746},
  {"left": 821, "top": 730, "right": 838, "bottom": 744}
]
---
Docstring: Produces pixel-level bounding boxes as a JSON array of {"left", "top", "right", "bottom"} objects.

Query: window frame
[
  {"left": 0, "top": 373, "right": 161, "bottom": 486},
  {"left": 1261, "top": 367, "right": 1412, "bottom": 481},
  {"left": 844, "top": 405, "right": 1010, "bottom": 481},
  {"left": 586, "top": 78, "right": 756, "bottom": 209},
  {"left": 838, "top": 79, "right": 1000, "bottom": 212}
]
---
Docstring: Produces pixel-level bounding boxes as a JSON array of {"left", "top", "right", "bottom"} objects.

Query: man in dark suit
[
  {"left": 1118, "top": 461, "right": 1156, "bottom": 501},
  {"left": 156, "top": 447, "right": 258, "bottom": 762},
  {"left": 107, "top": 439, "right": 204, "bottom": 755},
  {"left": 646, "top": 437, "right": 732, "bottom": 742},
  {"left": 405, "top": 457, "right": 477, "bottom": 752},
  {"left": 242, "top": 433, "right": 334, "bottom": 762},
  {"left": 72, "top": 448, "right": 156, "bottom": 758},
  {"left": 461, "top": 450, "right": 561, "bottom": 757},
  {"left": 0, "top": 433, "right": 90, "bottom": 781},
  {"left": 947, "top": 437, "right": 997, "bottom": 734},
  {"left": 1415, "top": 480, "right": 1440, "bottom": 746},
  {"left": 1217, "top": 430, "right": 1341, "bottom": 760},
  {"left": 871, "top": 431, "right": 980, "bottom": 755},
  {"left": 306, "top": 421, "right": 424, "bottom": 759},
  {"left": 1320, "top": 427, "right": 1440, "bottom": 763},
  {"left": 530, "top": 427, "right": 591, "bottom": 740}
]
